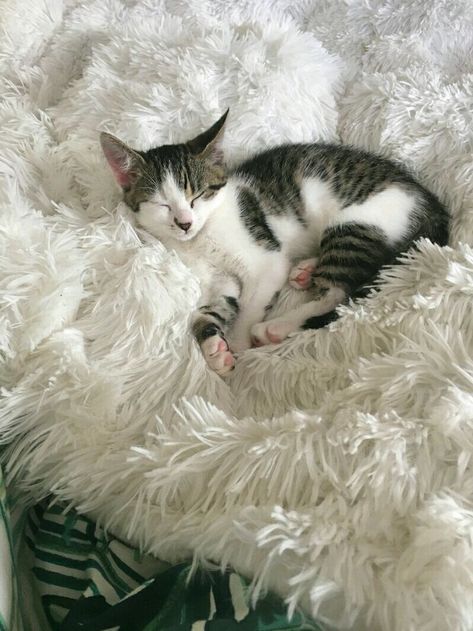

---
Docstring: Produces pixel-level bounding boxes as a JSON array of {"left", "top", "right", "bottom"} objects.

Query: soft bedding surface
[{"left": 1, "top": 1, "right": 473, "bottom": 630}]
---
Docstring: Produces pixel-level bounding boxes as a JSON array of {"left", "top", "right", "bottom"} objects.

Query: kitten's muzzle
[{"left": 174, "top": 218, "right": 192, "bottom": 233}]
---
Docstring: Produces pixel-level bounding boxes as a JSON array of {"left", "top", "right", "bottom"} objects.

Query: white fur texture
[{"left": 1, "top": 1, "right": 473, "bottom": 630}]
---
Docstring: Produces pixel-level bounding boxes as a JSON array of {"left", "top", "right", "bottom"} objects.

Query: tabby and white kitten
[{"left": 101, "top": 111, "right": 449, "bottom": 376}]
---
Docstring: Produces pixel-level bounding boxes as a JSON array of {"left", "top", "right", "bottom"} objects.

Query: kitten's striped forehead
[{"left": 146, "top": 144, "right": 202, "bottom": 192}]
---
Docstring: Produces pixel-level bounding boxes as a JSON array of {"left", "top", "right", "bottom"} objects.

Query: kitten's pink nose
[{"left": 174, "top": 218, "right": 192, "bottom": 233}]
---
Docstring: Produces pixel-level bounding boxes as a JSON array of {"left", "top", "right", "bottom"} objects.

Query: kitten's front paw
[
  {"left": 201, "top": 334, "right": 235, "bottom": 376},
  {"left": 251, "top": 320, "right": 294, "bottom": 347},
  {"left": 289, "top": 258, "right": 318, "bottom": 290}
]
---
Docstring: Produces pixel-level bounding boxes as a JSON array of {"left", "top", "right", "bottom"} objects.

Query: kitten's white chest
[
  {"left": 168, "top": 220, "right": 249, "bottom": 303},
  {"left": 169, "top": 184, "right": 288, "bottom": 310},
  {"left": 202, "top": 185, "right": 274, "bottom": 277}
]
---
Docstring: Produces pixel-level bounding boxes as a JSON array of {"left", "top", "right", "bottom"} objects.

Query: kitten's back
[{"left": 233, "top": 143, "right": 449, "bottom": 248}]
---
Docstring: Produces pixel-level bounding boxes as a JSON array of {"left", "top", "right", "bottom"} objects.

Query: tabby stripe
[
  {"left": 193, "top": 322, "right": 222, "bottom": 344},
  {"left": 318, "top": 261, "right": 379, "bottom": 278},
  {"left": 313, "top": 269, "right": 369, "bottom": 287},
  {"left": 313, "top": 272, "right": 354, "bottom": 285},
  {"left": 202, "top": 311, "right": 226, "bottom": 325},
  {"left": 316, "top": 264, "right": 362, "bottom": 276},
  {"left": 319, "top": 252, "right": 378, "bottom": 270},
  {"left": 238, "top": 188, "right": 281, "bottom": 251},
  {"left": 224, "top": 296, "right": 239, "bottom": 312},
  {"left": 321, "top": 232, "right": 381, "bottom": 249},
  {"left": 319, "top": 236, "right": 381, "bottom": 253},
  {"left": 184, "top": 153, "right": 197, "bottom": 192},
  {"left": 344, "top": 169, "right": 380, "bottom": 205},
  {"left": 182, "top": 168, "right": 188, "bottom": 190},
  {"left": 321, "top": 224, "right": 385, "bottom": 246}
]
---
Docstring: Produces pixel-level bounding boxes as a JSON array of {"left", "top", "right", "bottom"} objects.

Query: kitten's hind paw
[
  {"left": 289, "top": 258, "right": 318, "bottom": 290},
  {"left": 201, "top": 334, "right": 235, "bottom": 377},
  {"left": 251, "top": 320, "right": 295, "bottom": 347}
]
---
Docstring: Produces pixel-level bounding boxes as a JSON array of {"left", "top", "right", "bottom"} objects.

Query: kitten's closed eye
[
  {"left": 208, "top": 183, "right": 226, "bottom": 192},
  {"left": 190, "top": 184, "right": 225, "bottom": 208}
]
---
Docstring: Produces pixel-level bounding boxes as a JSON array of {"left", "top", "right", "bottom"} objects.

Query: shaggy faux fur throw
[{"left": 1, "top": 1, "right": 473, "bottom": 629}]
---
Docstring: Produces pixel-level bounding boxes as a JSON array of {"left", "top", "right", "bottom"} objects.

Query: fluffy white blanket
[{"left": 1, "top": 1, "right": 473, "bottom": 629}]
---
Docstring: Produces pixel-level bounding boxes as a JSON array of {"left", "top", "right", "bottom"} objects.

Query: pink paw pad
[
  {"left": 295, "top": 270, "right": 311, "bottom": 285},
  {"left": 267, "top": 327, "right": 283, "bottom": 344},
  {"left": 201, "top": 335, "right": 235, "bottom": 377},
  {"left": 289, "top": 258, "right": 318, "bottom": 290}
]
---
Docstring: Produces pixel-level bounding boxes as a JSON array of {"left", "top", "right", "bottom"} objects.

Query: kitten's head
[{"left": 100, "top": 110, "right": 228, "bottom": 241}]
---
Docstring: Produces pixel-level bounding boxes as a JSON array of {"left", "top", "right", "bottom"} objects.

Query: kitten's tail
[
  {"left": 302, "top": 310, "right": 339, "bottom": 330},
  {"left": 301, "top": 283, "right": 372, "bottom": 330}
]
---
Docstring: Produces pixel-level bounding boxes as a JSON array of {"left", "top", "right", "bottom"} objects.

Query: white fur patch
[
  {"left": 301, "top": 178, "right": 340, "bottom": 245},
  {"left": 333, "top": 185, "right": 418, "bottom": 243},
  {"left": 267, "top": 215, "right": 310, "bottom": 258}
]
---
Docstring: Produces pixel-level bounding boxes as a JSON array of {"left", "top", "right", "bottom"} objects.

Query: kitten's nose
[{"left": 174, "top": 218, "right": 192, "bottom": 233}]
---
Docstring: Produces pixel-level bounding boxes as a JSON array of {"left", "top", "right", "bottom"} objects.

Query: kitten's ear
[
  {"left": 187, "top": 109, "right": 229, "bottom": 162},
  {"left": 100, "top": 132, "right": 145, "bottom": 190}
]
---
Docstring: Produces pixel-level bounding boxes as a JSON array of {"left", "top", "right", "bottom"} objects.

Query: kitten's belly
[
  {"left": 267, "top": 179, "right": 341, "bottom": 260},
  {"left": 267, "top": 216, "right": 315, "bottom": 259}
]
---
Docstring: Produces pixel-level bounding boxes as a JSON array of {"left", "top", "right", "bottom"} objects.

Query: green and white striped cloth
[{"left": 0, "top": 469, "right": 322, "bottom": 631}]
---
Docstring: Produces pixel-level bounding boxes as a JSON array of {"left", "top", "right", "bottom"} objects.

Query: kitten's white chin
[{"left": 175, "top": 230, "right": 197, "bottom": 241}]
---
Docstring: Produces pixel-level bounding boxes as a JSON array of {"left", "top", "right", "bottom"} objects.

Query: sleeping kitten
[{"left": 100, "top": 111, "right": 449, "bottom": 376}]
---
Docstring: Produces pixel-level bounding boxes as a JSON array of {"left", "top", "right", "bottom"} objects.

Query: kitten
[{"left": 100, "top": 111, "right": 449, "bottom": 376}]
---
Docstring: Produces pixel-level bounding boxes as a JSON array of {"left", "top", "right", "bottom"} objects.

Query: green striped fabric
[{"left": 1, "top": 471, "right": 323, "bottom": 631}]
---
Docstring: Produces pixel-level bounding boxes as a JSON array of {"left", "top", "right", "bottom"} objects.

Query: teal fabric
[{"left": 1, "top": 472, "right": 323, "bottom": 631}]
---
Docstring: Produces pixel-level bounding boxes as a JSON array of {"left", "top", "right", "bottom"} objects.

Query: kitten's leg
[
  {"left": 251, "top": 286, "right": 346, "bottom": 345},
  {"left": 252, "top": 223, "right": 393, "bottom": 345},
  {"left": 289, "top": 257, "right": 319, "bottom": 290},
  {"left": 193, "top": 295, "right": 239, "bottom": 377},
  {"left": 229, "top": 295, "right": 275, "bottom": 352},
  {"left": 229, "top": 261, "right": 291, "bottom": 352}
]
